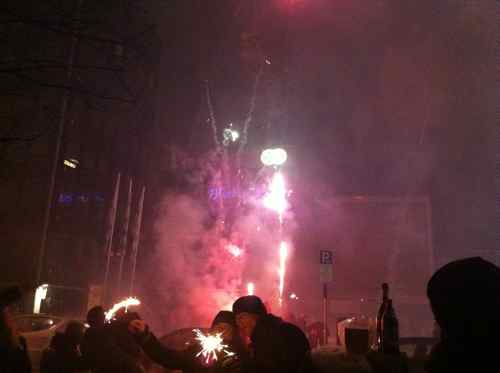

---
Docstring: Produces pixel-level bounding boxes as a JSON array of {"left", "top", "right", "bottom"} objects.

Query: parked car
[{"left": 13, "top": 314, "right": 87, "bottom": 372}]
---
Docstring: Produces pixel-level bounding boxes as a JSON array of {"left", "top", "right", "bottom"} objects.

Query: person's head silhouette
[{"left": 426, "top": 257, "right": 500, "bottom": 372}]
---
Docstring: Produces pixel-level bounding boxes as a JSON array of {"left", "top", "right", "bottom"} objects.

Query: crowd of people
[{"left": 2, "top": 256, "right": 500, "bottom": 373}]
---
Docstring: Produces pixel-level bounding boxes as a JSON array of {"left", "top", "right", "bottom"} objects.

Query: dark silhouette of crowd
[
  {"left": 40, "top": 320, "right": 88, "bottom": 373},
  {"left": 2, "top": 256, "right": 500, "bottom": 373}
]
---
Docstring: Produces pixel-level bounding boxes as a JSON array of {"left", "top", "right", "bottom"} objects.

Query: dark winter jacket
[
  {"left": 425, "top": 338, "right": 497, "bottom": 373},
  {"left": 81, "top": 326, "right": 144, "bottom": 373},
  {"left": 140, "top": 332, "right": 206, "bottom": 373},
  {"left": 40, "top": 333, "right": 88, "bottom": 373},
  {"left": 246, "top": 314, "right": 314, "bottom": 373},
  {"left": 138, "top": 331, "right": 243, "bottom": 373},
  {"left": 0, "top": 336, "right": 31, "bottom": 373}
]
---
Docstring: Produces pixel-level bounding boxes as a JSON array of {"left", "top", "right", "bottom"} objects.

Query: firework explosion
[
  {"left": 263, "top": 171, "right": 288, "bottom": 223},
  {"left": 105, "top": 297, "right": 141, "bottom": 321},
  {"left": 193, "top": 329, "right": 234, "bottom": 365},
  {"left": 148, "top": 146, "right": 293, "bottom": 330}
]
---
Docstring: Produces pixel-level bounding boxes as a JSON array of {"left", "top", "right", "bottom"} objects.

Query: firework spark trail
[
  {"left": 105, "top": 297, "right": 140, "bottom": 321},
  {"left": 262, "top": 170, "right": 290, "bottom": 305},
  {"left": 238, "top": 62, "right": 265, "bottom": 156},
  {"left": 247, "top": 282, "right": 255, "bottom": 295},
  {"left": 193, "top": 329, "right": 234, "bottom": 365},
  {"left": 204, "top": 80, "right": 219, "bottom": 148},
  {"left": 279, "top": 241, "right": 288, "bottom": 303},
  {"left": 263, "top": 172, "right": 288, "bottom": 223}
]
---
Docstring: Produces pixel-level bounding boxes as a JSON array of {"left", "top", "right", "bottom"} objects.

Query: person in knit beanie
[{"left": 232, "top": 295, "right": 314, "bottom": 373}]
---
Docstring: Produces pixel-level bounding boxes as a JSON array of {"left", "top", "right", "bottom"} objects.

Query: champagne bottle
[
  {"left": 376, "top": 283, "right": 389, "bottom": 349},
  {"left": 381, "top": 299, "right": 400, "bottom": 354}
]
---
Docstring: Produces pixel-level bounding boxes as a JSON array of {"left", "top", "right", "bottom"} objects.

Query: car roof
[
  {"left": 13, "top": 314, "right": 86, "bottom": 324},
  {"left": 14, "top": 314, "right": 63, "bottom": 319}
]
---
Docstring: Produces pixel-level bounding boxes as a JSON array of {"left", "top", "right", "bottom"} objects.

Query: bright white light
[
  {"left": 223, "top": 128, "right": 240, "bottom": 145},
  {"left": 34, "top": 284, "right": 49, "bottom": 314},
  {"left": 290, "top": 293, "right": 299, "bottom": 300},
  {"left": 260, "top": 148, "right": 287, "bottom": 166},
  {"left": 247, "top": 282, "right": 255, "bottom": 295},
  {"left": 230, "top": 130, "right": 239, "bottom": 141},
  {"left": 63, "top": 159, "right": 79, "bottom": 169},
  {"left": 226, "top": 244, "right": 242, "bottom": 258},
  {"left": 263, "top": 172, "right": 288, "bottom": 220}
]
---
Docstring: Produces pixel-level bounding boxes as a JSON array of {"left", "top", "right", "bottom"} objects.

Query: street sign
[
  {"left": 320, "top": 250, "right": 333, "bottom": 283},
  {"left": 320, "top": 250, "right": 333, "bottom": 264},
  {"left": 319, "top": 250, "right": 334, "bottom": 345}
]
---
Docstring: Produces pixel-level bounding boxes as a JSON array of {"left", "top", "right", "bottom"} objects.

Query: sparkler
[
  {"left": 279, "top": 241, "right": 288, "bottom": 303},
  {"left": 263, "top": 171, "right": 288, "bottom": 222},
  {"left": 247, "top": 282, "right": 255, "bottom": 295},
  {"left": 193, "top": 329, "right": 234, "bottom": 365},
  {"left": 105, "top": 297, "right": 141, "bottom": 322}
]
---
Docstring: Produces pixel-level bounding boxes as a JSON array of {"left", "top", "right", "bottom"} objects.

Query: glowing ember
[
  {"left": 105, "top": 297, "right": 140, "bottom": 322},
  {"left": 226, "top": 244, "right": 242, "bottom": 258},
  {"left": 263, "top": 172, "right": 288, "bottom": 221},
  {"left": 279, "top": 241, "right": 288, "bottom": 303},
  {"left": 247, "top": 282, "right": 255, "bottom": 295},
  {"left": 193, "top": 329, "right": 234, "bottom": 365}
]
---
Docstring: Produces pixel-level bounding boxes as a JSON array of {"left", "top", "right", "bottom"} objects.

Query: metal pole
[
  {"left": 323, "top": 283, "right": 328, "bottom": 345},
  {"left": 129, "top": 186, "right": 145, "bottom": 294},
  {"left": 103, "top": 172, "right": 121, "bottom": 303},
  {"left": 116, "top": 177, "right": 133, "bottom": 296},
  {"left": 36, "top": 0, "right": 84, "bottom": 285}
]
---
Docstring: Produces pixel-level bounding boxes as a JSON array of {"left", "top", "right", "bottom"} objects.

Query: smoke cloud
[{"left": 140, "top": 186, "right": 294, "bottom": 334}]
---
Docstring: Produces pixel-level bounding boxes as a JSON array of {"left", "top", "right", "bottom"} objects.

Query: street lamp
[{"left": 63, "top": 158, "right": 79, "bottom": 169}]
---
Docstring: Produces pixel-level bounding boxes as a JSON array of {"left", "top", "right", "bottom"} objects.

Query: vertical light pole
[
  {"left": 36, "top": 0, "right": 84, "bottom": 285},
  {"left": 116, "top": 178, "right": 133, "bottom": 296},
  {"left": 102, "top": 173, "right": 121, "bottom": 303},
  {"left": 129, "top": 186, "right": 145, "bottom": 294}
]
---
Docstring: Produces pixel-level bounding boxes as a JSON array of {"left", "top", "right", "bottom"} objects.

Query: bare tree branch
[
  {"left": 12, "top": 72, "right": 135, "bottom": 103},
  {"left": 0, "top": 63, "right": 124, "bottom": 73},
  {"left": 238, "top": 61, "right": 264, "bottom": 155}
]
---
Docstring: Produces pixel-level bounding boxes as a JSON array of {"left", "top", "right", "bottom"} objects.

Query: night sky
[{"left": 152, "top": 0, "right": 496, "bottom": 259}]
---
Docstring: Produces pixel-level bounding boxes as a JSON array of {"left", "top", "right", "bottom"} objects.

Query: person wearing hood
[
  {"left": 232, "top": 295, "right": 314, "bottom": 373},
  {"left": 129, "top": 310, "right": 246, "bottom": 373},
  {"left": 426, "top": 257, "right": 500, "bottom": 373}
]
